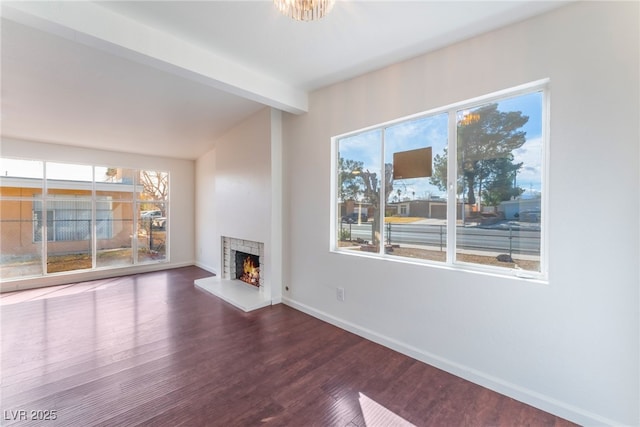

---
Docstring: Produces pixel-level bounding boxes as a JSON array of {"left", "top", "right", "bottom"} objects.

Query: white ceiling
[{"left": 1, "top": 1, "right": 567, "bottom": 160}]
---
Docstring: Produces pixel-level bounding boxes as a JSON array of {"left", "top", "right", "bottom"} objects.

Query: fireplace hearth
[{"left": 194, "top": 236, "right": 270, "bottom": 312}]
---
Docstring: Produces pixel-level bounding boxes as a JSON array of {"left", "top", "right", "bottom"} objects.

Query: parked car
[
  {"left": 141, "top": 210, "right": 162, "bottom": 219},
  {"left": 341, "top": 212, "right": 368, "bottom": 224}
]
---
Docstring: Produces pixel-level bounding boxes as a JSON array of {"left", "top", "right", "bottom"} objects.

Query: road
[{"left": 340, "top": 222, "right": 540, "bottom": 254}]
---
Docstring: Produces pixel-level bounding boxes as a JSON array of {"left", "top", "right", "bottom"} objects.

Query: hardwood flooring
[{"left": 1, "top": 266, "right": 577, "bottom": 426}]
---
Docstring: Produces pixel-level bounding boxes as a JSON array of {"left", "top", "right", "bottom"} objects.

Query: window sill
[{"left": 330, "top": 247, "right": 548, "bottom": 284}]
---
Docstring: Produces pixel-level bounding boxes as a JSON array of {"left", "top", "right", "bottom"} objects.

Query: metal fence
[{"left": 341, "top": 222, "right": 541, "bottom": 256}]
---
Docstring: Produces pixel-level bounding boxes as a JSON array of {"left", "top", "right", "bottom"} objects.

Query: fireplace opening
[{"left": 235, "top": 251, "right": 260, "bottom": 287}]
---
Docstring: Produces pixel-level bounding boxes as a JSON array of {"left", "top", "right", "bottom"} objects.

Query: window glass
[
  {"left": 46, "top": 162, "right": 92, "bottom": 197},
  {"left": 0, "top": 160, "right": 45, "bottom": 279},
  {"left": 137, "top": 170, "right": 169, "bottom": 203},
  {"left": 384, "top": 114, "right": 448, "bottom": 262},
  {"left": 96, "top": 167, "right": 135, "bottom": 200},
  {"left": 97, "top": 200, "right": 133, "bottom": 269},
  {"left": 336, "top": 130, "right": 382, "bottom": 253},
  {"left": 0, "top": 158, "right": 43, "bottom": 179},
  {"left": 41, "top": 163, "right": 94, "bottom": 273},
  {"left": 0, "top": 159, "right": 43, "bottom": 197},
  {"left": 0, "top": 160, "right": 170, "bottom": 281},
  {"left": 33, "top": 199, "right": 95, "bottom": 242},
  {"left": 137, "top": 170, "right": 168, "bottom": 263},
  {"left": 455, "top": 91, "right": 543, "bottom": 272},
  {"left": 0, "top": 200, "right": 44, "bottom": 279},
  {"left": 333, "top": 82, "right": 546, "bottom": 278},
  {"left": 41, "top": 197, "right": 93, "bottom": 273},
  {"left": 47, "top": 238, "right": 92, "bottom": 274},
  {"left": 94, "top": 166, "right": 135, "bottom": 267},
  {"left": 137, "top": 202, "right": 166, "bottom": 262}
]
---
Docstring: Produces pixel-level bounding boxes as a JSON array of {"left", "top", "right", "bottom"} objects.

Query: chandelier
[{"left": 273, "top": 0, "right": 336, "bottom": 21}]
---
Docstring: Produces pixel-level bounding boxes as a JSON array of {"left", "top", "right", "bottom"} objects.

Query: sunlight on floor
[
  {"left": 0, "top": 278, "right": 122, "bottom": 306},
  {"left": 359, "top": 392, "right": 416, "bottom": 426}
]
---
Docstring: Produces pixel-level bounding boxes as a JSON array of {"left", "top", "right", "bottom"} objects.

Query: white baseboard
[
  {"left": 194, "top": 261, "right": 216, "bottom": 275},
  {"left": 281, "top": 297, "right": 619, "bottom": 427}
]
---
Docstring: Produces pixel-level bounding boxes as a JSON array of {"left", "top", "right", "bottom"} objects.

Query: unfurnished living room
[{"left": 0, "top": 1, "right": 638, "bottom": 426}]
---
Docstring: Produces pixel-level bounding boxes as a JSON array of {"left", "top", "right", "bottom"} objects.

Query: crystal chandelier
[{"left": 273, "top": 0, "right": 336, "bottom": 21}]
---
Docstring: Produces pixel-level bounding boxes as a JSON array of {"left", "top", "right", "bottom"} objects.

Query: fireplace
[
  {"left": 222, "top": 237, "right": 264, "bottom": 289},
  {"left": 235, "top": 251, "right": 260, "bottom": 287},
  {"left": 194, "top": 236, "right": 270, "bottom": 312}
]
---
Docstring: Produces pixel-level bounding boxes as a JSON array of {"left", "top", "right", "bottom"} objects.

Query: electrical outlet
[{"left": 336, "top": 287, "right": 345, "bottom": 302}]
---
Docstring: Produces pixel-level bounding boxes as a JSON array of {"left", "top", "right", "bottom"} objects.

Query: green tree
[
  {"left": 337, "top": 158, "right": 364, "bottom": 202},
  {"left": 429, "top": 104, "right": 528, "bottom": 207},
  {"left": 337, "top": 158, "right": 394, "bottom": 206},
  {"left": 358, "top": 163, "right": 393, "bottom": 245},
  {"left": 430, "top": 148, "right": 455, "bottom": 192},
  {"left": 481, "top": 156, "right": 524, "bottom": 207}
]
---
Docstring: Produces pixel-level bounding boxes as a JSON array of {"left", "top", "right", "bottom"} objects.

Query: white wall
[
  {"left": 0, "top": 137, "right": 196, "bottom": 290},
  {"left": 281, "top": 2, "right": 639, "bottom": 426},
  {"left": 195, "top": 107, "right": 283, "bottom": 302},
  {"left": 195, "top": 146, "right": 217, "bottom": 273}
]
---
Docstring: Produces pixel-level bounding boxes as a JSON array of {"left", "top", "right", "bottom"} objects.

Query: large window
[
  {"left": 333, "top": 81, "right": 547, "bottom": 279},
  {"left": 135, "top": 170, "right": 169, "bottom": 264},
  {"left": 0, "top": 159, "right": 169, "bottom": 279}
]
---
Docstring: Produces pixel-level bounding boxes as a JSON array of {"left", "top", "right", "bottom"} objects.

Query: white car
[{"left": 141, "top": 210, "right": 162, "bottom": 219}]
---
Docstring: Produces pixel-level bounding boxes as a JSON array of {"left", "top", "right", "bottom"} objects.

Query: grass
[
  {"left": 47, "top": 253, "right": 93, "bottom": 273},
  {"left": 384, "top": 217, "right": 424, "bottom": 224},
  {"left": 1, "top": 243, "right": 166, "bottom": 278}
]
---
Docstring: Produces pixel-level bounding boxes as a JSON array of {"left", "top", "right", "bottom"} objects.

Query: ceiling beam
[{"left": 1, "top": 1, "right": 308, "bottom": 114}]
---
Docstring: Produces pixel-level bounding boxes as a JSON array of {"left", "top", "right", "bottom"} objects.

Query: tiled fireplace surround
[
  {"left": 222, "top": 237, "right": 264, "bottom": 288},
  {"left": 194, "top": 236, "right": 271, "bottom": 312}
]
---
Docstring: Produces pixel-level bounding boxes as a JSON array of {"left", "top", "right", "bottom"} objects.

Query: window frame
[
  {"left": 331, "top": 79, "right": 549, "bottom": 281},
  {"left": 0, "top": 159, "right": 170, "bottom": 281}
]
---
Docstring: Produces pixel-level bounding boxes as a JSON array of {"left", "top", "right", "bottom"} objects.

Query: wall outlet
[{"left": 336, "top": 287, "right": 345, "bottom": 302}]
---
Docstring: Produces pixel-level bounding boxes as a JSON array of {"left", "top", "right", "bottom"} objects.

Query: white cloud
[{"left": 513, "top": 137, "right": 543, "bottom": 190}]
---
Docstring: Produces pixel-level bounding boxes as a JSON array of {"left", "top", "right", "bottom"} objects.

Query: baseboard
[
  {"left": 282, "top": 297, "right": 620, "bottom": 427},
  {"left": 270, "top": 296, "right": 283, "bottom": 305},
  {"left": 194, "top": 261, "right": 216, "bottom": 275}
]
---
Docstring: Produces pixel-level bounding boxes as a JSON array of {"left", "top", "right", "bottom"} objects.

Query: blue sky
[{"left": 338, "top": 91, "right": 543, "bottom": 202}]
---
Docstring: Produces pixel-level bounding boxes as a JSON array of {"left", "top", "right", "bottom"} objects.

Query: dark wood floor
[{"left": 1, "top": 266, "right": 577, "bottom": 426}]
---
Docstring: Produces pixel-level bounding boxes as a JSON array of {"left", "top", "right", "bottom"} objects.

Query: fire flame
[{"left": 241, "top": 256, "right": 260, "bottom": 285}]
